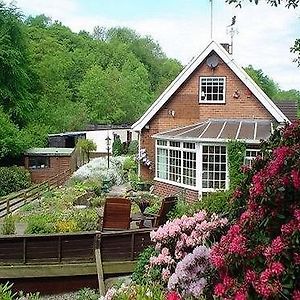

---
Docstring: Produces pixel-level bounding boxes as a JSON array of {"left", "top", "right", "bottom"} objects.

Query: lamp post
[{"left": 105, "top": 135, "right": 111, "bottom": 169}]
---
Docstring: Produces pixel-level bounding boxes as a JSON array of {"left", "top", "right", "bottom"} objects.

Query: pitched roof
[
  {"left": 25, "top": 148, "right": 74, "bottom": 156},
  {"left": 132, "top": 41, "right": 288, "bottom": 131},
  {"left": 272, "top": 100, "right": 298, "bottom": 122},
  {"left": 153, "top": 119, "right": 273, "bottom": 144}
]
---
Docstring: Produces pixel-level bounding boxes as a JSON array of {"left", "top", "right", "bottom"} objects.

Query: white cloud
[{"left": 4, "top": 0, "right": 300, "bottom": 90}]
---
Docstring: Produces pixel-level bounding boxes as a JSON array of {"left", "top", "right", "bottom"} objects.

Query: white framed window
[
  {"left": 202, "top": 145, "right": 227, "bottom": 190},
  {"left": 244, "top": 149, "right": 260, "bottom": 167},
  {"left": 156, "top": 140, "right": 197, "bottom": 188},
  {"left": 199, "top": 77, "right": 226, "bottom": 103}
]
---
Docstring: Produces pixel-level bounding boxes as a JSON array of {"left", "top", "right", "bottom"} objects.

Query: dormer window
[{"left": 199, "top": 77, "right": 226, "bottom": 103}]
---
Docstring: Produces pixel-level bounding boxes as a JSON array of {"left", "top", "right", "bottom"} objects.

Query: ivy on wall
[{"left": 227, "top": 140, "right": 247, "bottom": 190}]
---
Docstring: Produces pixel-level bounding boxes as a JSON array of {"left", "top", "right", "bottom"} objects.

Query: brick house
[{"left": 132, "top": 41, "right": 293, "bottom": 201}]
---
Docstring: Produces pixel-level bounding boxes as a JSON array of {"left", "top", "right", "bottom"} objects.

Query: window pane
[
  {"left": 202, "top": 145, "right": 227, "bottom": 190},
  {"left": 183, "top": 151, "right": 196, "bottom": 186},
  {"left": 244, "top": 149, "right": 260, "bottom": 167},
  {"left": 157, "top": 140, "right": 167, "bottom": 146},
  {"left": 170, "top": 141, "right": 180, "bottom": 148},
  {"left": 169, "top": 149, "right": 181, "bottom": 182},
  {"left": 199, "top": 77, "right": 225, "bottom": 102},
  {"left": 157, "top": 148, "right": 168, "bottom": 179},
  {"left": 29, "top": 156, "right": 50, "bottom": 169}
]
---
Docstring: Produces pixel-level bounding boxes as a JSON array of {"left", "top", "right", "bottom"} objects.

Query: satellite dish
[{"left": 206, "top": 54, "right": 219, "bottom": 68}]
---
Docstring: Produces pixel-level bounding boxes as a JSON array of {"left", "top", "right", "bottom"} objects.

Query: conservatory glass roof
[{"left": 153, "top": 119, "right": 274, "bottom": 144}]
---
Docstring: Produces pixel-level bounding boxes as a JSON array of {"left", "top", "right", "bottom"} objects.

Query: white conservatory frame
[{"left": 155, "top": 139, "right": 230, "bottom": 195}]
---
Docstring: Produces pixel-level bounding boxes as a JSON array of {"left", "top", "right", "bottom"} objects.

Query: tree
[
  {"left": 0, "top": 2, "right": 33, "bottom": 125},
  {"left": 0, "top": 107, "right": 24, "bottom": 159},
  {"left": 244, "top": 65, "right": 279, "bottom": 98},
  {"left": 112, "top": 135, "right": 123, "bottom": 156},
  {"left": 76, "top": 139, "right": 96, "bottom": 163},
  {"left": 226, "top": 0, "right": 299, "bottom": 8}
]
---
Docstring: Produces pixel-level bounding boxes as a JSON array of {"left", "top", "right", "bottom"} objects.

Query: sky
[{"left": 5, "top": 0, "right": 300, "bottom": 90}]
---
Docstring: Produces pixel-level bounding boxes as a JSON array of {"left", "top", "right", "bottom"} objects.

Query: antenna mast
[
  {"left": 226, "top": 16, "right": 238, "bottom": 54},
  {"left": 210, "top": 0, "right": 213, "bottom": 40}
]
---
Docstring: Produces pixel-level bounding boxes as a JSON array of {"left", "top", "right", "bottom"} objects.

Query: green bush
[
  {"left": 1, "top": 214, "right": 16, "bottom": 235},
  {"left": 0, "top": 282, "right": 15, "bottom": 300},
  {"left": 197, "top": 190, "right": 233, "bottom": 216},
  {"left": 168, "top": 190, "right": 233, "bottom": 220},
  {"left": 72, "top": 179, "right": 103, "bottom": 196},
  {"left": 73, "top": 209, "right": 99, "bottom": 231},
  {"left": 75, "top": 288, "right": 99, "bottom": 300},
  {"left": 112, "top": 136, "right": 123, "bottom": 156},
  {"left": 90, "top": 196, "right": 105, "bottom": 208},
  {"left": 25, "top": 214, "right": 56, "bottom": 234},
  {"left": 127, "top": 140, "right": 138, "bottom": 155},
  {"left": 0, "top": 166, "right": 31, "bottom": 197},
  {"left": 123, "top": 156, "right": 137, "bottom": 173},
  {"left": 132, "top": 246, "right": 161, "bottom": 285},
  {"left": 227, "top": 140, "right": 247, "bottom": 190}
]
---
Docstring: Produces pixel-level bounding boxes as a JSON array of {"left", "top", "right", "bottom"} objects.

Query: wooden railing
[
  {"left": 0, "top": 168, "right": 71, "bottom": 218},
  {"left": 0, "top": 229, "right": 153, "bottom": 284},
  {"left": 0, "top": 229, "right": 152, "bottom": 265}
]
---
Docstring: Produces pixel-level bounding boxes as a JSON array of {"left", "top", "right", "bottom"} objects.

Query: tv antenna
[
  {"left": 226, "top": 16, "right": 238, "bottom": 54},
  {"left": 209, "top": 0, "right": 214, "bottom": 39}
]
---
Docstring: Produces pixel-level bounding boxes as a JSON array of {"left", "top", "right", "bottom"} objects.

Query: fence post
[
  {"left": 6, "top": 199, "right": 10, "bottom": 215},
  {"left": 95, "top": 234, "right": 105, "bottom": 296},
  {"left": 24, "top": 191, "right": 28, "bottom": 205}
]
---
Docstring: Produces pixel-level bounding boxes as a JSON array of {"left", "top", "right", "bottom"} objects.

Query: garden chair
[
  {"left": 140, "top": 196, "right": 178, "bottom": 228},
  {"left": 101, "top": 197, "right": 132, "bottom": 231}
]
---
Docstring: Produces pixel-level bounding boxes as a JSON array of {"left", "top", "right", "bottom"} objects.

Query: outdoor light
[{"left": 105, "top": 135, "right": 111, "bottom": 168}]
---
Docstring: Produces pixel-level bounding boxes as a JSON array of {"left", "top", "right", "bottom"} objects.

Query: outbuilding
[{"left": 24, "top": 148, "right": 77, "bottom": 183}]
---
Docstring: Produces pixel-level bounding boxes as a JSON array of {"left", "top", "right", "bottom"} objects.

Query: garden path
[{"left": 107, "top": 183, "right": 130, "bottom": 197}]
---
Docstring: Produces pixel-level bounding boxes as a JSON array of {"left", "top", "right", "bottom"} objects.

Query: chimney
[{"left": 220, "top": 43, "right": 231, "bottom": 54}]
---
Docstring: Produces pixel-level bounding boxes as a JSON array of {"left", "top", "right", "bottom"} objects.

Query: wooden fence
[
  {"left": 0, "top": 169, "right": 71, "bottom": 218},
  {"left": 0, "top": 229, "right": 152, "bottom": 279}
]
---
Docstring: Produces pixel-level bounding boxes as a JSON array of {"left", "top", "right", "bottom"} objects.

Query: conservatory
[{"left": 153, "top": 119, "right": 272, "bottom": 195}]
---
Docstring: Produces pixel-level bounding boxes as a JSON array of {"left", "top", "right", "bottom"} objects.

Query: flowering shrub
[
  {"left": 71, "top": 156, "right": 125, "bottom": 186},
  {"left": 101, "top": 283, "right": 165, "bottom": 300},
  {"left": 136, "top": 148, "right": 152, "bottom": 169},
  {"left": 211, "top": 122, "right": 300, "bottom": 299},
  {"left": 168, "top": 246, "right": 211, "bottom": 298},
  {"left": 147, "top": 212, "right": 228, "bottom": 298}
]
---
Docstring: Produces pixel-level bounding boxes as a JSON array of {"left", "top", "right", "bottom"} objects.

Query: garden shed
[
  {"left": 24, "top": 148, "right": 77, "bottom": 183},
  {"left": 48, "top": 132, "right": 86, "bottom": 148}
]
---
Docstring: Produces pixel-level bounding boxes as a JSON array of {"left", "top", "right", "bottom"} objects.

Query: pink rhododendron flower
[
  {"left": 291, "top": 169, "right": 300, "bottom": 190},
  {"left": 214, "top": 283, "right": 225, "bottom": 297},
  {"left": 245, "top": 269, "right": 257, "bottom": 284},
  {"left": 292, "top": 290, "right": 300, "bottom": 300},
  {"left": 264, "top": 236, "right": 285, "bottom": 260},
  {"left": 166, "top": 291, "right": 181, "bottom": 300},
  {"left": 234, "top": 289, "right": 248, "bottom": 300},
  {"left": 293, "top": 253, "right": 300, "bottom": 265}
]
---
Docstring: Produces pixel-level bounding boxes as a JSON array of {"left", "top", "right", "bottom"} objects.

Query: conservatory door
[{"left": 201, "top": 144, "right": 227, "bottom": 193}]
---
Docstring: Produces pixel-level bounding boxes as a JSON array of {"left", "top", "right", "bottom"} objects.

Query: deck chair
[
  {"left": 141, "top": 196, "right": 178, "bottom": 228},
  {"left": 101, "top": 197, "right": 132, "bottom": 231}
]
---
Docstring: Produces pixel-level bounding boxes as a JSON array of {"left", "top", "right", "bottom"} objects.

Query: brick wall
[
  {"left": 140, "top": 51, "right": 274, "bottom": 180},
  {"left": 153, "top": 180, "right": 199, "bottom": 202}
]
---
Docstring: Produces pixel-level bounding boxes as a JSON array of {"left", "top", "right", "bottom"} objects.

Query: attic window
[{"left": 199, "top": 77, "right": 226, "bottom": 103}]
